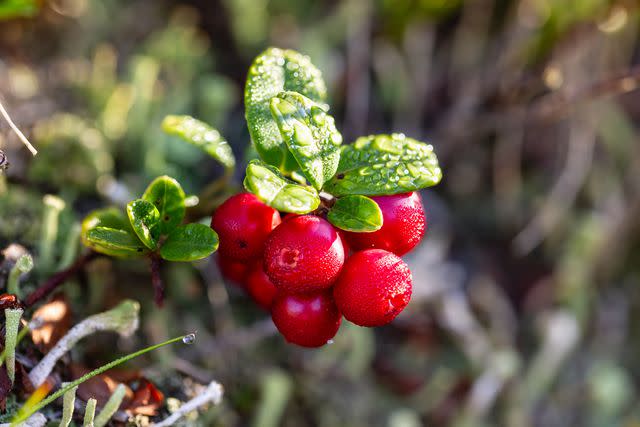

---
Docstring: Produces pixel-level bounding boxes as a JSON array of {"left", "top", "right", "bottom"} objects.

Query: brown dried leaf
[
  {"left": 72, "top": 365, "right": 164, "bottom": 416},
  {"left": 31, "top": 294, "right": 71, "bottom": 352},
  {"left": 75, "top": 370, "right": 134, "bottom": 408},
  {"left": 15, "top": 362, "right": 34, "bottom": 394},
  {"left": 126, "top": 379, "right": 164, "bottom": 416}
]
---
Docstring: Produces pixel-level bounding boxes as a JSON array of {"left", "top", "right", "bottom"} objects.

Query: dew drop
[{"left": 182, "top": 333, "right": 196, "bottom": 345}]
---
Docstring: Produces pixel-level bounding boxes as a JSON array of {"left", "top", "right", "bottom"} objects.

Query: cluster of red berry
[{"left": 211, "top": 191, "right": 426, "bottom": 347}]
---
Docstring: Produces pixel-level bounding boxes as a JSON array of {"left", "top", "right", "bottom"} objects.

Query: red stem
[
  {"left": 24, "top": 251, "right": 100, "bottom": 308},
  {"left": 149, "top": 254, "right": 164, "bottom": 308}
]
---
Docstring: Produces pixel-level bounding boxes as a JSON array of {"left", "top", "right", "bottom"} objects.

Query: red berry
[
  {"left": 211, "top": 193, "right": 281, "bottom": 261},
  {"left": 333, "top": 249, "right": 412, "bottom": 327},
  {"left": 344, "top": 192, "right": 425, "bottom": 256},
  {"left": 246, "top": 263, "right": 278, "bottom": 310},
  {"left": 264, "top": 215, "right": 346, "bottom": 293},
  {"left": 271, "top": 291, "right": 342, "bottom": 347},
  {"left": 217, "top": 254, "right": 250, "bottom": 288}
]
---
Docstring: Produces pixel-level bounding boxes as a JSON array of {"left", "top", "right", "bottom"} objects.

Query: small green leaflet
[
  {"left": 81, "top": 208, "right": 147, "bottom": 257},
  {"left": 270, "top": 91, "right": 342, "bottom": 190},
  {"left": 161, "top": 115, "right": 235, "bottom": 169},
  {"left": 81, "top": 207, "right": 133, "bottom": 236},
  {"left": 160, "top": 223, "right": 219, "bottom": 261},
  {"left": 142, "top": 176, "right": 186, "bottom": 235},
  {"left": 323, "top": 134, "right": 443, "bottom": 197},
  {"left": 245, "top": 47, "right": 327, "bottom": 171},
  {"left": 84, "top": 227, "right": 149, "bottom": 258},
  {"left": 126, "top": 199, "right": 161, "bottom": 250},
  {"left": 327, "top": 195, "right": 383, "bottom": 232},
  {"left": 243, "top": 160, "right": 320, "bottom": 214}
]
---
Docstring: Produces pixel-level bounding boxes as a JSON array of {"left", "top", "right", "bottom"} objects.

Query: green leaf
[
  {"left": 160, "top": 224, "right": 219, "bottom": 261},
  {"left": 323, "top": 134, "right": 443, "bottom": 196},
  {"left": 0, "top": 0, "right": 39, "bottom": 20},
  {"left": 126, "top": 199, "right": 161, "bottom": 250},
  {"left": 81, "top": 208, "right": 147, "bottom": 257},
  {"left": 327, "top": 195, "right": 383, "bottom": 232},
  {"left": 270, "top": 91, "right": 342, "bottom": 190},
  {"left": 142, "top": 176, "right": 186, "bottom": 235},
  {"left": 161, "top": 115, "right": 235, "bottom": 169},
  {"left": 245, "top": 47, "right": 327, "bottom": 171},
  {"left": 85, "top": 227, "right": 149, "bottom": 258},
  {"left": 81, "top": 207, "right": 134, "bottom": 246},
  {"left": 243, "top": 160, "right": 320, "bottom": 214}
]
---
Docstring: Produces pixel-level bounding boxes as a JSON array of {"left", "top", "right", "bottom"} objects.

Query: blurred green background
[{"left": 2, "top": 0, "right": 640, "bottom": 426}]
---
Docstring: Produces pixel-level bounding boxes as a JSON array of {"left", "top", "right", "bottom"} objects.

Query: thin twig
[
  {"left": 24, "top": 251, "right": 100, "bottom": 308},
  {"left": 0, "top": 97, "right": 37, "bottom": 155},
  {"left": 513, "top": 122, "right": 596, "bottom": 255}
]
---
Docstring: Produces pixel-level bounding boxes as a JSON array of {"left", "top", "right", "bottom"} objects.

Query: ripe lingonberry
[
  {"left": 271, "top": 290, "right": 342, "bottom": 347},
  {"left": 333, "top": 249, "right": 412, "bottom": 327},
  {"left": 246, "top": 262, "right": 278, "bottom": 310},
  {"left": 211, "top": 193, "right": 281, "bottom": 261},
  {"left": 264, "top": 215, "right": 345, "bottom": 293},
  {"left": 217, "top": 254, "right": 250, "bottom": 288},
  {"left": 344, "top": 192, "right": 425, "bottom": 256}
]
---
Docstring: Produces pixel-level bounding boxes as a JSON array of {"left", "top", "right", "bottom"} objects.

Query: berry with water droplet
[
  {"left": 271, "top": 290, "right": 342, "bottom": 347},
  {"left": 212, "top": 193, "right": 281, "bottom": 261},
  {"left": 333, "top": 249, "right": 412, "bottom": 327},
  {"left": 264, "top": 215, "right": 345, "bottom": 293},
  {"left": 246, "top": 262, "right": 278, "bottom": 310},
  {"left": 344, "top": 192, "right": 425, "bottom": 256}
]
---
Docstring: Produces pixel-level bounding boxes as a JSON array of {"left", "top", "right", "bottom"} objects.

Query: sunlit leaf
[
  {"left": 323, "top": 134, "right": 442, "bottom": 196},
  {"left": 126, "top": 199, "right": 161, "bottom": 250},
  {"left": 84, "top": 227, "right": 148, "bottom": 258},
  {"left": 160, "top": 224, "right": 219, "bottom": 261},
  {"left": 270, "top": 91, "right": 341, "bottom": 189},
  {"left": 243, "top": 159, "right": 320, "bottom": 214},
  {"left": 245, "top": 47, "right": 327, "bottom": 171},
  {"left": 161, "top": 115, "right": 235, "bottom": 169},
  {"left": 141, "top": 176, "right": 186, "bottom": 235},
  {"left": 81, "top": 208, "right": 135, "bottom": 249}
]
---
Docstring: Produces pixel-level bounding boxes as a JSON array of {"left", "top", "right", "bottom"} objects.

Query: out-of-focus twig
[
  {"left": 513, "top": 121, "right": 596, "bottom": 254},
  {"left": 0, "top": 97, "right": 37, "bottom": 155},
  {"left": 152, "top": 380, "right": 223, "bottom": 427},
  {"left": 505, "top": 311, "right": 581, "bottom": 427},
  {"left": 343, "top": 0, "right": 371, "bottom": 140}
]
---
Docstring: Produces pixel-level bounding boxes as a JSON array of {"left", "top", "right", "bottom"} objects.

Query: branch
[{"left": 24, "top": 252, "right": 100, "bottom": 308}]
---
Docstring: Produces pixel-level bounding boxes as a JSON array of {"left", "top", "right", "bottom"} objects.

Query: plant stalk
[{"left": 12, "top": 334, "right": 193, "bottom": 425}]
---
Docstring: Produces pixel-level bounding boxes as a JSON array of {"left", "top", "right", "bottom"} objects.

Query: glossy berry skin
[
  {"left": 344, "top": 192, "right": 425, "bottom": 256},
  {"left": 211, "top": 193, "right": 281, "bottom": 261},
  {"left": 217, "top": 254, "right": 250, "bottom": 288},
  {"left": 264, "top": 215, "right": 346, "bottom": 293},
  {"left": 246, "top": 263, "right": 278, "bottom": 310},
  {"left": 271, "top": 291, "right": 342, "bottom": 347},
  {"left": 333, "top": 249, "right": 412, "bottom": 327}
]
